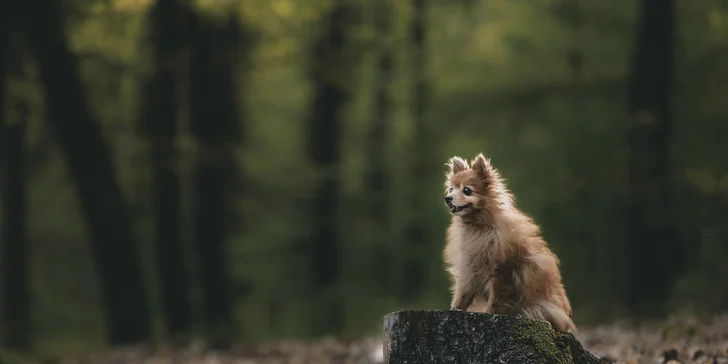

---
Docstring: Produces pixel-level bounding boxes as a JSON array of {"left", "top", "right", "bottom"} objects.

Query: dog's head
[{"left": 444, "top": 153, "right": 508, "bottom": 217}]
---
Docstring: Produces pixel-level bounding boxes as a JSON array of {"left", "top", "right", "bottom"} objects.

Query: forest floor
[
  {"left": 572, "top": 313, "right": 728, "bottom": 364},
  {"left": 10, "top": 313, "right": 728, "bottom": 364}
]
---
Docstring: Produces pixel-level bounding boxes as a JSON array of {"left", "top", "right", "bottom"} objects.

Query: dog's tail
[{"left": 522, "top": 300, "right": 577, "bottom": 334}]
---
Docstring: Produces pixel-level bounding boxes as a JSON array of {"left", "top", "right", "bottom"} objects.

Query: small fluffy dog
[{"left": 443, "top": 153, "right": 576, "bottom": 333}]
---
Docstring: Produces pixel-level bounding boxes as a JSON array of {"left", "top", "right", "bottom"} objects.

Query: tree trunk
[
  {"left": 402, "top": 0, "right": 432, "bottom": 301},
  {"left": 555, "top": 0, "right": 583, "bottom": 78},
  {"left": 383, "top": 310, "right": 603, "bottom": 364},
  {"left": 0, "top": 0, "right": 9, "bottom": 185},
  {"left": 188, "top": 13, "right": 249, "bottom": 345},
  {"left": 367, "top": 2, "right": 393, "bottom": 295},
  {"left": 142, "top": 0, "right": 194, "bottom": 337},
  {"left": 1, "top": 103, "right": 31, "bottom": 351},
  {"left": 625, "top": 0, "right": 681, "bottom": 316},
  {"left": 303, "top": 1, "right": 352, "bottom": 336},
  {"left": 20, "top": 0, "right": 151, "bottom": 344}
]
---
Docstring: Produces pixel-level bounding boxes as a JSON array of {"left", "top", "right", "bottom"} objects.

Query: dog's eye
[
  {"left": 463, "top": 187, "right": 472, "bottom": 196},
  {"left": 449, "top": 187, "right": 453, "bottom": 193}
]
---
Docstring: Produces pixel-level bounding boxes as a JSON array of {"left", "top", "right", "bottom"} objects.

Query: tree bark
[
  {"left": 19, "top": 0, "right": 151, "bottom": 344},
  {"left": 188, "top": 13, "right": 250, "bottom": 345},
  {"left": 303, "top": 1, "right": 352, "bottom": 336},
  {"left": 142, "top": 0, "right": 194, "bottom": 337},
  {"left": 1, "top": 103, "right": 31, "bottom": 351},
  {"left": 625, "top": 0, "right": 681, "bottom": 316},
  {"left": 383, "top": 310, "right": 603, "bottom": 364}
]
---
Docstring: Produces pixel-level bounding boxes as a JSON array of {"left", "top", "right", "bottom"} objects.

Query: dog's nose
[{"left": 444, "top": 196, "right": 453, "bottom": 204}]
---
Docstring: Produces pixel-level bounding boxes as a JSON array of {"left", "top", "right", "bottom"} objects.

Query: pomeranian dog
[{"left": 442, "top": 153, "right": 576, "bottom": 333}]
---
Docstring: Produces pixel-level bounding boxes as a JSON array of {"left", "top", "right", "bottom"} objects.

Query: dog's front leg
[
  {"left": 482, "top": 279, "right": 496, "bottom": 313},
  {"left": 450, "top": 279, "right": 475, "bottom": 311}
]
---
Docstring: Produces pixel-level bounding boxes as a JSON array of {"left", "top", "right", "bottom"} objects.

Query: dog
[{"left": 442, "top": 153, "right": 576, "bottom": 333}]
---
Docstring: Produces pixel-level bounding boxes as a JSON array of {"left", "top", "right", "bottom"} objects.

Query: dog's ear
[
  {"left": 447, "top": 156, "right": 469, "bottom": 175},
  {"left": 471, "top": 153, "right": 493, "bottom": 179}
]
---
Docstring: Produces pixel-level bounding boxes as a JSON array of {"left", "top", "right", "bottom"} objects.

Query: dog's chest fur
[{"left": 447, "top": 221, "right": 504, "bottom": 272}]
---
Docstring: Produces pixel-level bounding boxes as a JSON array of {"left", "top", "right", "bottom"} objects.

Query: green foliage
[{"left": 2, "top": 0, "right": 728, "bottom": 356}]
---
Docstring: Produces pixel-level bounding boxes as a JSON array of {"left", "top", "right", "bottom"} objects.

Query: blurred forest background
[{"left": 1, "top": 0, "right": 728, "bottom": 359}]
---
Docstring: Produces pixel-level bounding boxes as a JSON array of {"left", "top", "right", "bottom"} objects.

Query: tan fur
[{"left": 443, "top": 153, "right": 577, "bottom": 333}]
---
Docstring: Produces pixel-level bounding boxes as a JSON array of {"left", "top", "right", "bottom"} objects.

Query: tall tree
[
  {"left": 625, "top": 0, "right": 682, "bottom": 315},
  {"left": 0, "top": 0, "right": 9, "bottom": 184},
  {"left": 366, "top": 1, "right": 394, "bottom": 295},
  {"left": 553, "top": 0, "right": 584, "bottom": 78},
  {"left": 188, "top": 13, "right": 251, "bottom": 345},
  {"left": 19, "top": 0, "right": 151, "bottom": 344},
  {"left": 141, "top": 0, "right": 194, "bottom": 337},
  {"left": 1, "top": 99, "right": 31, "bottom": 351},
  {"left": 304, "top": 1, "right": 353, "bottom": 335},
  {"left": 402, "top": 0, "right": 434, "bottom": 301}
]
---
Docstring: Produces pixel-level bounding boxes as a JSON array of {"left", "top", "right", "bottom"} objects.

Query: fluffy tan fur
[{"left": 442, "top": 153, "right": 576, "bottom": 333}]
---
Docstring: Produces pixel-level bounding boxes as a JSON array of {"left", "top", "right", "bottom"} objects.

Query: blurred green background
[{"left": 1, "top": 0, "right": 727, "bottom": 358}]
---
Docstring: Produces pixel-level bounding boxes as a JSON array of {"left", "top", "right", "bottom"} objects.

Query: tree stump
[{"left": 383, "top": 310, "right": 604, "bottom": 364}]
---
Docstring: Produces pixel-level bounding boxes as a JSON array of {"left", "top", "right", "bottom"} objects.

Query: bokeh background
[{"left": 1, "top": 0, "right": 728, "bottom": 361}]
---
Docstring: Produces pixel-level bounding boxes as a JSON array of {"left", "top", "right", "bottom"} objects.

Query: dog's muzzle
[{"left": 445, "top": 196, "right": 473, "bottom": 213}]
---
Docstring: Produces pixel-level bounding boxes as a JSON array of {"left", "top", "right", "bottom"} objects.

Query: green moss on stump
[{"left": 383, "top": 310, "right": 603, "bottom": 364}]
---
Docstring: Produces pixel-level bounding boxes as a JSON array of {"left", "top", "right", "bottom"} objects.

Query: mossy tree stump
[{"left": 383, "top": 310, "right": 604, "bottom": 364}]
